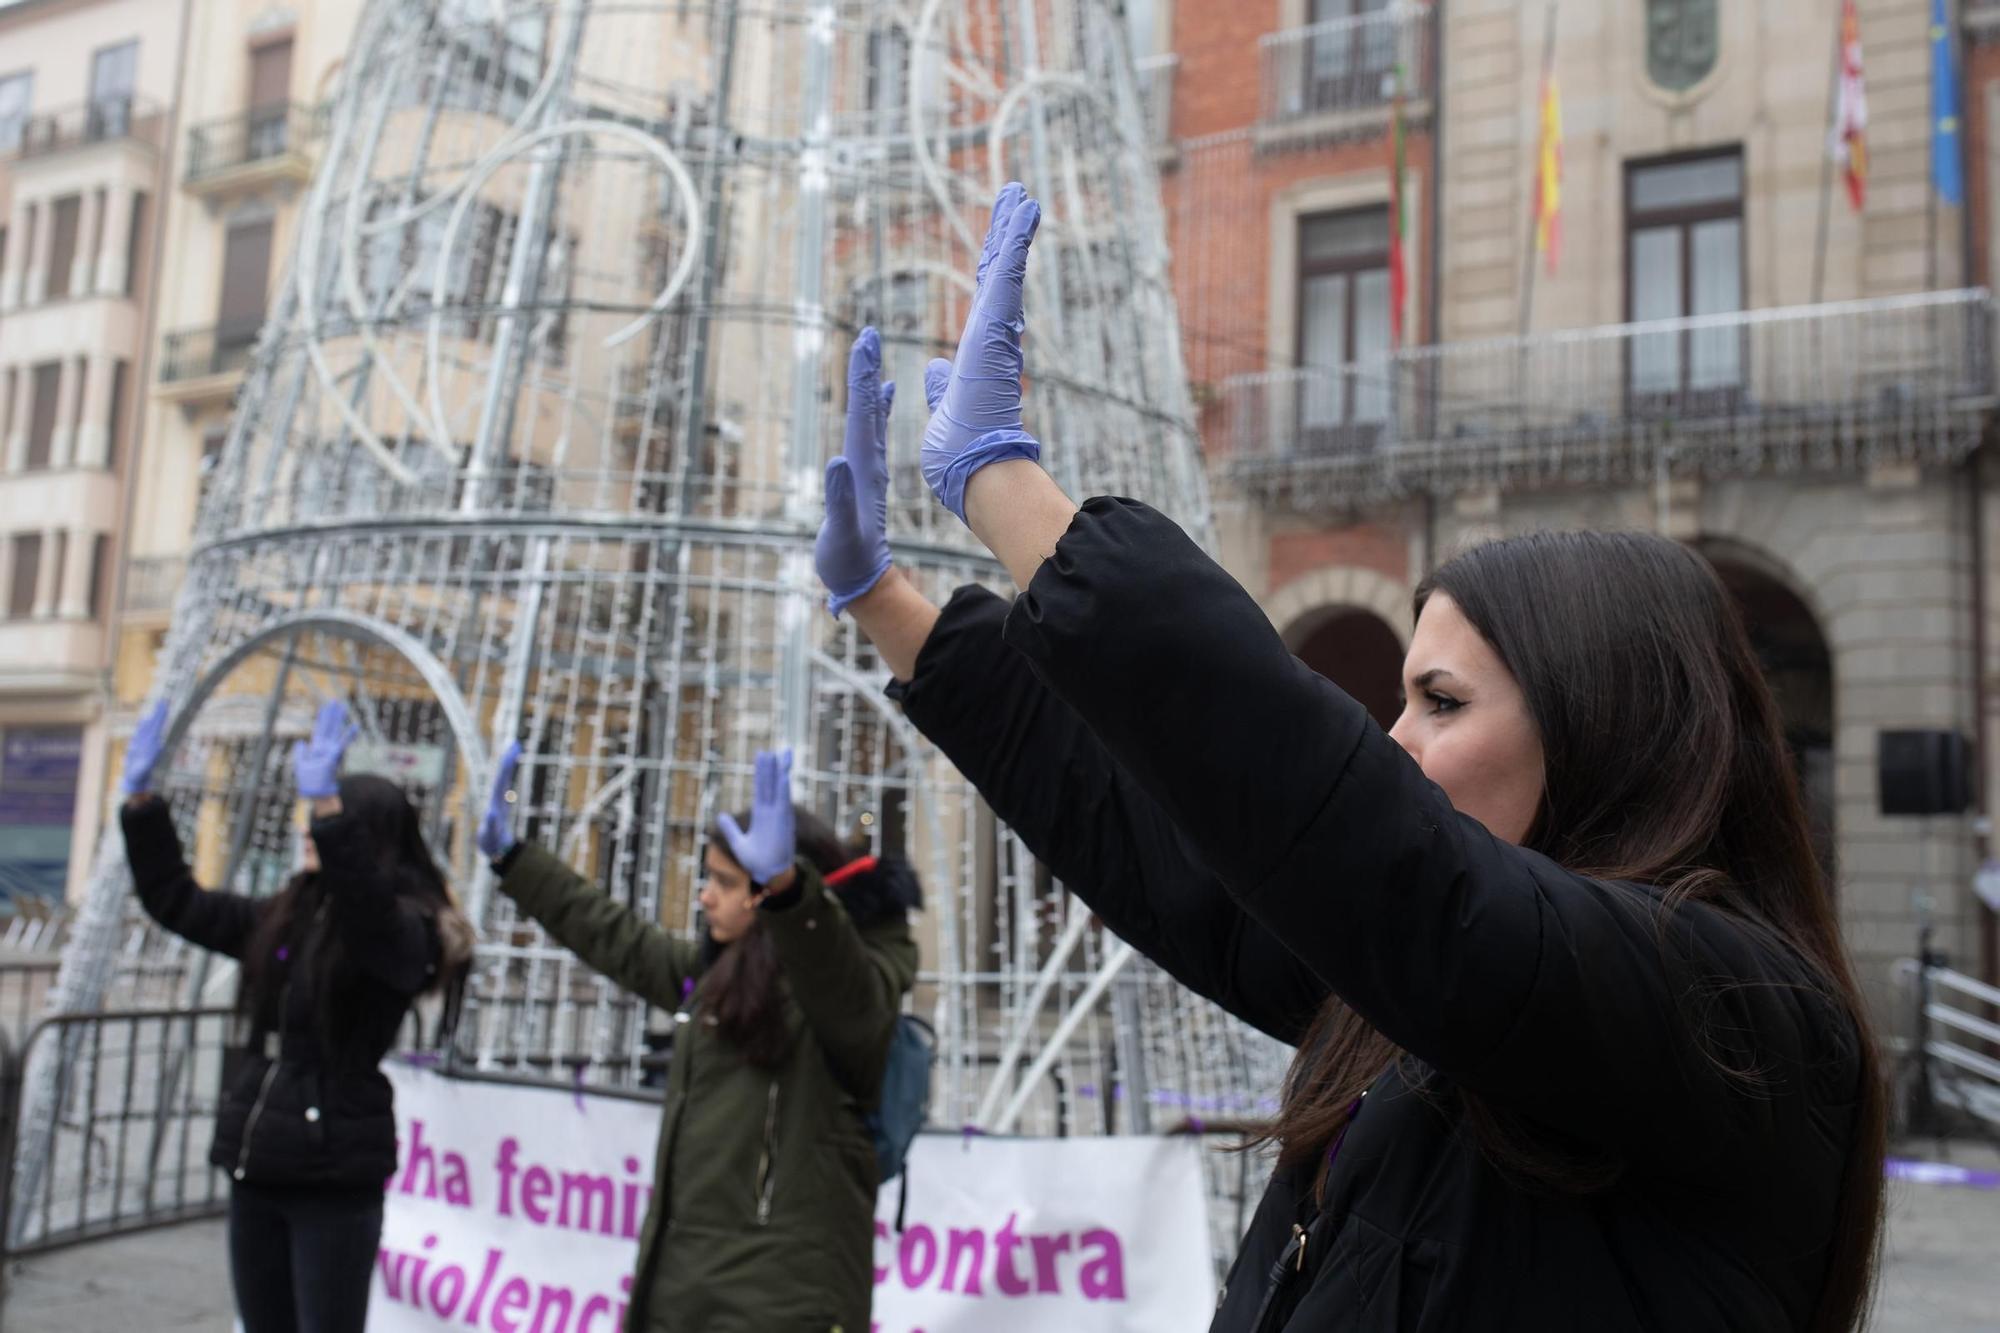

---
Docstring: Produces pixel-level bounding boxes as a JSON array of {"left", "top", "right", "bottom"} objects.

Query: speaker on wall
[{"left": 1877, "top": 730, "right": 1973, "bottom": 816}]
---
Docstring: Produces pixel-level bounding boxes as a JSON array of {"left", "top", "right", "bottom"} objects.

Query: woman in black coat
[
  {"left": 117, "top": 699, "right": 473, "bottom": 1333},
  {"left": 813, "top": 185, "right": 1888, "bottom": 1332}
]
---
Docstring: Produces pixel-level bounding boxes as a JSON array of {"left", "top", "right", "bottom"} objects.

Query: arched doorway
[
  {"left": 1705, "top": 549, "right": 1837, "bottom": 879},
  {"left": 1288, "top": 608, "right": 1407, "bottom": 730}
]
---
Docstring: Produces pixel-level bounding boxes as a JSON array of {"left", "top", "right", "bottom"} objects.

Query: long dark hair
[
  {"left": 1265, "top": 531, "right": 1885, "bottom": 1333},
  {"left": 699, "top": 807, "right": 855, "bottom": 1068},
  {"left": 244, "top": 774, "right": 473, "bottom": 1053}
]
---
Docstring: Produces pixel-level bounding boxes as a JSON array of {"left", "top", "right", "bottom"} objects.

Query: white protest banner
[
  {"left": 872, "top": 1134, "right": 1216, "bottom": 1332},
  {"left": 372, "top": 1066, "right": 1216, "bottom": 1333},
  {"left": 370, "top": 1063, "right": 659, "bottom": 1332}
]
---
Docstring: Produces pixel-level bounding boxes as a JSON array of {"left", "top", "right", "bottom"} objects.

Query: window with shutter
[
  {"left": 217, "top": 216, "right": 274, "bottom": 351},
  {"left": 26, "top": 363, "right": 60, "bottom": 470},
  {"left": 8, "top": 535, "right": 40, "bottom": 618},
  {"left": 105, "top": 361, "right": 129, "bottom": 471},
  {"left": 45, "top": 196, "right": 80, "bottom": 301}
]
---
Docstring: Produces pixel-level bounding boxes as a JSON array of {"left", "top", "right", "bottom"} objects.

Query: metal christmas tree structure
[{"left": 14, "top": 0, "right": 1286, "bottom": 1250}]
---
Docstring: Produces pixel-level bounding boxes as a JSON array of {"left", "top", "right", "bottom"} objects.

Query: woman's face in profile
[
  {"left": 697, "top": 844, "right": 761, "bottom": 944},
  {"left": 1386, "top": 592, "right": 1545, "bottom": 844}
]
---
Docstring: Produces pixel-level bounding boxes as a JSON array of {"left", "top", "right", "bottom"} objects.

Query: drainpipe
[{"left": 1426, "top": 0, "right": 1444, "bottom": 354}]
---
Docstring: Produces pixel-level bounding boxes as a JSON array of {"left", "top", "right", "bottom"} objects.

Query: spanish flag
[
  {"left": 1834, "top": 0, "right": 1868, "bottom": 211},
  {"left": 1532, "top": 51, "right": 1562, "bottom": 274}
]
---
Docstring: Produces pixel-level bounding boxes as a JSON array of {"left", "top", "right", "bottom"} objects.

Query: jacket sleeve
[
  {"left": 308, "top": 808, "right": 441, "bottom": 997},
  {"left": 119, "top": 796, "right": 262, "bottom": 960},
  {"left": 761, "top": 860, "right": 916, "bottom": 1103},
  {"left": 889, "top": 584, "right": 1325, "bottom": 1046},
  {"left": 997, "top": 497, "right": 1852, "bottom": 1168},
  {"left": 497, "top": 842, "right": 699, "bottom": 1011}
]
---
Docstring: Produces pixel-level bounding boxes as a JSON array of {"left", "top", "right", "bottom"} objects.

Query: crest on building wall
[{"left": 1646, "top": 0, "right": 1720, "bottom": 91}]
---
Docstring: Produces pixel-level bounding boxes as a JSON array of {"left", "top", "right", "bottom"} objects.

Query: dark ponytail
[{"left": 243, "top": 774, "right": 473, "bottom": 1056}]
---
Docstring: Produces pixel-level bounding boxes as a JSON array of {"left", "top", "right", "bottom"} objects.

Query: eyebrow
[{"left": 1411, "top": 669, "right": 1465, "bottom": 690}]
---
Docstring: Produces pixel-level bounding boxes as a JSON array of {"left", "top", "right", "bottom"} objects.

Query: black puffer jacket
[
  {"left": 889, "top": 498, "right": 1864, "bottom": 1332},
  {"left": 120, "top": 796, "right": 441, "bottom": 1191}
]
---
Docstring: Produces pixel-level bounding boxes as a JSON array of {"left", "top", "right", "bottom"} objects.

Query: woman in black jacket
[
  {"left": 117, "top": 699, "right": 472, "bottom": 1333},
  {"left": 813, "top": 185, "right": 1888, "bottom": 1332}
]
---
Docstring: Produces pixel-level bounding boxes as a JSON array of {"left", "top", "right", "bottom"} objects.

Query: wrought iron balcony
[
  {"left": 9, "top": 97, "right": 164, "bottom": 160},
  {"left": 1258, "top": 4, "right": 1433, "bottom": 139},
  {"left": 185, "top": 103, "right": 327, "bottom": 185},
  {"left": 121, "top": 555, "right": 188, "bottom": 615},
  {"left": 1135, "top": 53, "right": 1178, "bottom": 148},
  {"left": 160, "top": 324, "right": 261, "bottom": 388},
  {"left": 1217, "top": 290, "right": 1997, "bottom": 508}
]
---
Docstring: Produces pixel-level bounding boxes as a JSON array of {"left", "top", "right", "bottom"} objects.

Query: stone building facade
[{"left": 1162, "top": 0, "right": 2000, "bottom": 1029}]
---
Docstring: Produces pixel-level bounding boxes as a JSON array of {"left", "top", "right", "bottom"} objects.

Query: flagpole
[
  {"left": 1957, "top": 4, "right": 1977, "bottom": 287},
  {"left": 1812, "top": 2, "right": 1844, "bottom": 306},
  {"left": 1519, "top": 1, "right": 1558, "bottom": 338}
]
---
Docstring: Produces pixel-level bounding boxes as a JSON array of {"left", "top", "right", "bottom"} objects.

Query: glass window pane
[
  {"left": 1302, "top": 207, "right": 1388, "bottom": 266},
  {"left": 1351, "top": 268, "right": 1392, "bottom": 423},
  {"left": 1125, "top": 0, "right": 1158, "bottom": 52},
  {"left": 1631, "top": 227, "right": 1682, "bottom": 393},
  {"left": 1631, "top": 227, "right": 1683, "bottom": 321},
  {"left": 0, "top": 73, "right": 31, "bottom": 153},
  {"left": 90, "top": 42, "right": 138, "bottom": 103},
  {"left": 1689, "top": 218, "right": 1741, "bottom": 316},
  {"left": 1310, "top": 24, "right": 1353, "bottom": 85},
  {"left": 1300, "top": 273, "right": 1348, "bottom": 428},
  {"left": 1689, "top": 218, "right": 1743, "bottom": 389},
  {"left": 1631, "top": 154, "right": 1742, "bottom": 214}
]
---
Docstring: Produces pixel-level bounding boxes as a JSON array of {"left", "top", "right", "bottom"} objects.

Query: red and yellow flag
[
  {"left": 1532, "top": 57, "right": 1562, "bottom": 274},
  {"left": 1834, "top": 0, "right": 1868, "bottom": 210}
]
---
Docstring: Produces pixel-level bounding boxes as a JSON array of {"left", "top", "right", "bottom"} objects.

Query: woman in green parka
[{"left": 476, "top": 745, "right": 919, "bottom": 1333}]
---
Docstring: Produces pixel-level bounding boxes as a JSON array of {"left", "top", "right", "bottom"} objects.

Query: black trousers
[{"left": 227, "top": 1181, "right": 383, "bottom": 1333}]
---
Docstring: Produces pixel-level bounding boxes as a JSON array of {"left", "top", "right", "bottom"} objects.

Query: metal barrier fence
[
  {"left": 0, "top": 1008, "right": 235, "bottom": 1258},
  {"left": 0, "top": 962, "right": 57, "bottom": 1048},
  {"left": 1896, "top": 952, "right": 2000, "bottom": 1140}
]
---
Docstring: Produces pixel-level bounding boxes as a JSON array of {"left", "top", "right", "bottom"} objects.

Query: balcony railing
[
  {"left": 1259, "top": 4, "right": 1433, "bottom": 132},
  {"left": 121, "top": 555, "right": 187, "bottom": 614},
  {"left": 10, "top": 97, "right": 165, "bottom": 160},
  {"left": 185, "top": 103, "right": 327, "bottom": 183},
  {"left": 1217, "top": 289, "right": 1997, "bottom": 504},
  {"left": 160, "top": 323, "right": 261, "bottom": 385},
  {"left": 1135, "top": 53, "right": 1178, "bottom": 148}
]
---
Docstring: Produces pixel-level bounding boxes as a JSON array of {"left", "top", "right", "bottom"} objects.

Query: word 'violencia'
[{"left": 377, "top": 1235, "right": 633, "bottom": 1333}]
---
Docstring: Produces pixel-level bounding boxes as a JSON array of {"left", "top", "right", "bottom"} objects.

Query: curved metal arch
[{"left": 150, "top": 608, "right": 493, "bottom": 890}]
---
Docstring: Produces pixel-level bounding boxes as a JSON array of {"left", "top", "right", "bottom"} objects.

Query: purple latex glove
[
  {"left": 716, "top": 749, "right": 796, "bottom": 886},
  {"left": 120, "top": 700, "right": 170, "bottom": 797},
  {"left": 292, "top": 701, "right": 358, "bottom": 800},
  {"left": 815, "top": 327, "right": 898, "bottom": 615},
  {"left": 479, "top": 740, "right": 522, "bottom": 860},
  {"left": 920, "top": 183, "right": 1044, "bottom": 521}
]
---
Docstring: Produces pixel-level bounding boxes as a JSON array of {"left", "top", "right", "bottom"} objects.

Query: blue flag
[{"left": 1933, "top": 0, "right": 1964, "bottom": 206}]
